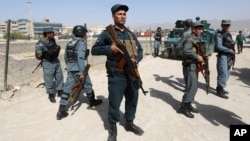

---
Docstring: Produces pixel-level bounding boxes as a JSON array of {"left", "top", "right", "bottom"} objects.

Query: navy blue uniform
[
  {"left": 35, "top": 38, "right": 63, "bottom": 95},
  {"left": 91, "top": 27, "right": 143, "bottom": 123}
]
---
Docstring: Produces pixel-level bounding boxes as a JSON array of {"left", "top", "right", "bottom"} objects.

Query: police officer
[
  {"left": 235, "top": 30, "right": 246, "bottom": 54},
  {"left": 178, "top": 21, "right": 204, "bottom": 118},
  {"left": 91, "top": 4, "right": 144, "bottom": 141},
  {"left": 215, "top": 20, "right": 235, "bottom": 99},
  {"left": 56, "top": 25, "right": 102, "bottom": 120},
  {"left": 153, "top": 27, "right": 162, "bottom": 57},
  {"left": 35, "top": 26, "right": 63, "bottom": 103},
  {"left": 181, "top": 19, "right": 193, "bottom": 91}
]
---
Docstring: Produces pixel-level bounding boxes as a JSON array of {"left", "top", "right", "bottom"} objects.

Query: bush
[{"left": 3, "top": 31, "right": 26, "bottom": 40}]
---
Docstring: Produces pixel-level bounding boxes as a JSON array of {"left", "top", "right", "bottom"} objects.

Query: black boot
[
  {"left": 56, "top": 105, "right": 68, "bottom": 120},
  {"left": 87, "top": 90, "right": 102, "bottom": 107},
  {"left": 216, "top": 86, "right": 229, "bottom": 99},
  {"left": 57, "top": 90, "right": 63, "bottom": 97},
  {"left": 178, "top": 102, "right": 194, "bottom": 118},
  {"left": 156, "top": 48, "right": 159, "bottom": 56},
  {"left": 48, "top": 94, "right": 56, "bottom": 103},
  {"left": 125, "top": 120, "right": 144, "bottom": 136},
  {"left": 187, "top": 102, "right": 199, "bottom": 113},
  {"left": 108, "top": 123, "right": 117, "bottom": 141},
  {"left": 154, "top": 48, "right": 157, "bottom": 57},
  {"left": 222, "top": 88, "right": 229, "bottom": 94}
]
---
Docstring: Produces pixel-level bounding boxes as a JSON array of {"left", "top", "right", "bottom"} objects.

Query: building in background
[{"left": 0, "top": 18, "right": 62, "bottom": 38}]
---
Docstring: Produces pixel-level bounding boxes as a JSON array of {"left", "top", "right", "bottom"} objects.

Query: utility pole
[
  {"left": 3, "top": 20, "right": 11, "bottom": 91},
  {"left": 27, "top": 1, "right": 33, "bottom": 37}
]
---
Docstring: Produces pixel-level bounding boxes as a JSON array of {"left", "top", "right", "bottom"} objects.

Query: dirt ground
[{"left": 0, "top": 43, "right": 249, "bottom": 141}]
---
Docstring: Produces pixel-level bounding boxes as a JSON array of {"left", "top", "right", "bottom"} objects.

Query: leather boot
[
  {"left": 56, "top": 105, "right": 68, "bottom": 120},
  {"left": 216, "top": 86, "right": 228, "bottom": 99},
  {"left": 178, "top": 102, "right": 194, "bottom": 118},
  {"left": 154, "top": 48, "right": 157, "bottom": 57},
  {"left": 156, "top": 48, "right": 159, "bottom": 56},
  {"left": 188, "top": 102, "right": 199, "bottom": 113},
  {"left": 108, "top": 123, "right": 117, "bottom": 141},
  {"left": 87, "top": 90, "right": 102, "bottom": 107},
  {"left": 222, "top": 88, "right": 229, "bottom": 94},
  {"left": 125, "top": 120, "right": 144, "bottom": 136},
  {"left": 57, "top": 90, "right": 63, "bottom": 97},
  {"left": 48, "top": 94, "right": 56, "bottom": 103}
]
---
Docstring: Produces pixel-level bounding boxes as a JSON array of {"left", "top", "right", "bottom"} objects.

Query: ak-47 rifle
[
  {"left": 32, "top": 61, "right": 42, "bottom": 73},
  {"left": 228, "top": 43, "right": 236, "bottom": 70},
  {"left": 106, "top": 25, "right": 148, "bottom": 95},
  {"left": 195, "top": 41, "right": 210, "bottom": 94},
  {"left": 69, "top": 64, "right": 91, "bottom": 104}
]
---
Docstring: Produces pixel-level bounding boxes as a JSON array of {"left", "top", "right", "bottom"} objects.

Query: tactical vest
[
  {"left": 109, "top": 31, "right": 138, "bottom": 61},
  {"left": 219, "top": 31, "right": 235, "bottom": 49},
  {"left": 189, "top": 36, "right": 206, "bottom": 57},
  {"left": 38, "top": 39, "right": 60, "bottom": 61},
  {"left": 66, "top": 40, "right": 80, "bottom": 63},
  {"left": 155, "top": 32, "right": 162, "bottom": 41}
]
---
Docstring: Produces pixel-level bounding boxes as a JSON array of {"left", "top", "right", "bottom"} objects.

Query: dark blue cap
[
  {"left": 43, "top": 26, "right": 54, "bottom": 33},
  {"left": 111, "top": 4, "right": 129, "bottom": 14},
  {"left": 192, "top": 21, "right": 204, "bottom": 28},
  {"left": 221, "top": 19, "right": 231, "bottom": 25}
]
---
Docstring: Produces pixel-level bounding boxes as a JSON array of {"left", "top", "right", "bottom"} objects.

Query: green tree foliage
[{"left": 3, "top": 31, "right": 26, "bottom": 40}]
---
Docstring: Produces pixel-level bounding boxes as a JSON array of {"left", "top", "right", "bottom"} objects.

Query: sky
[{"left": 0, "top": 0, "right": 249, "bottom": 28}]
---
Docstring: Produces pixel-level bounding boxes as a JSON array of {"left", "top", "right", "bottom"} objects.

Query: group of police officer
[{"left": 35, "top": 3, "right": 240, "bottom": 141}]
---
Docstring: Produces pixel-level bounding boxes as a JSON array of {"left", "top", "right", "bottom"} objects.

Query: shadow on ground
[
  {"left": 231, "top": 67, "right": 250, "bottom": 87},
  {"left": 194, "top": 101, "right": 248, "bottom": 128},
  {"left": 149, "top": 88, "right": 248, "bottom": 128}
]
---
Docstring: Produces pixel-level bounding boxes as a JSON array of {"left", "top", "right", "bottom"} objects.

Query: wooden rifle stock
[
  {"left": 69, "top": 64, "right": 91, "bottom": 104},
  {"left": 32, "top": 61, "right": 42, "bottom": 73},
  {"left": 106, "top": 25, "right": 147, "bottom": 95},
  {"left": 196, "top": 41, "right": 210, "bottom": 94}
]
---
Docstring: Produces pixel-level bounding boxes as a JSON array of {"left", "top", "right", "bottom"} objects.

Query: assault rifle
[
  {"left": 195, "top": 41, "right": 210, "bottom": 94},
  {"left": 106, "top": 25, "right": 148, "bottom": 95},
  {"left": 69, "top": 64, "right": 91, "bottom": 104},
  {"left": 32, "top": 61, "right": 42, "bottom": 73},
  {"left": 228, "top": 44, "right": 236, "bottom": 70}
]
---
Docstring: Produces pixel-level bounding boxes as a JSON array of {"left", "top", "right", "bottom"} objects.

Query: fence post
[{"left": 3, "top": 19, "right": 11, "bottom": 91}]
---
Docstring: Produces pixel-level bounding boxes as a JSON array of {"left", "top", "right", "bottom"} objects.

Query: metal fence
[{"left": 0, "top": 37, "right": 154, "bottom": 92}]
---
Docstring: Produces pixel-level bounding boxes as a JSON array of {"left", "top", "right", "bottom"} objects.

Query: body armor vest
[
  {"left": 39, "top": 39, "right": 60, "bottom": 61},
  {"left": 66, "top": 40, "right": 80, "bottom": 63},
  {"left": 109, "top": 31, "right": 138, "bottom": 61},
  {"left": 220, "top": 31, "right": 235, "bottom": 49},
  {"left": 155, "top": 32, "right": 162, "bottom": 41}
]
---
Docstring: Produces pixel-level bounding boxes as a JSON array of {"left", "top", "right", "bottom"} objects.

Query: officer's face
[
  {"left": 193, "top": 27, "right": 203, "bottom": 36},
  {"left": 221, "top": 24, "right": 230, "bottom": 32},
  {"left": 112, "top": 10, "right": 126, "bottom": 26},
  {"left": 47, "top": 32, "right": 55, "bottom": 40}
]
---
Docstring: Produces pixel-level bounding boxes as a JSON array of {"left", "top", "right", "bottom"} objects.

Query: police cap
[
  {"left": 221, "top": 19, "right": 231, "bottom": 25},
  {"left": 43, "top": 26, "right": 54, "bottom": 33},
  {"left": 111, "top": 4, "right": 129, "bottom": 14},
  {"left": 192, "top": 21, "right": 204, "bottom": 28},
  {"left": 185, "top": 19, "right": 193, "bottom": 27}
]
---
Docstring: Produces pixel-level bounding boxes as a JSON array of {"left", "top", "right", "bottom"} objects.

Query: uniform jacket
[{"left": 235, "top": 34, "right": 246, "bottom": 43}]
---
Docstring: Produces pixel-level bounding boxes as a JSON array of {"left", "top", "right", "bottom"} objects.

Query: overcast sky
[{"left": 0, "top": 0, "right": 249, "bottom": 27}]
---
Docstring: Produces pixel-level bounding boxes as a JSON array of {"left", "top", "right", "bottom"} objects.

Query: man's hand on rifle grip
[{"left": 111, "top": 44, "right": 124, "bottom": 54}]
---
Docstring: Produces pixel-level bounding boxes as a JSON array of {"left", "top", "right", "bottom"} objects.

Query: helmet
[{"left": 72, "top": 25, "right": 88, "bottom": 36}]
